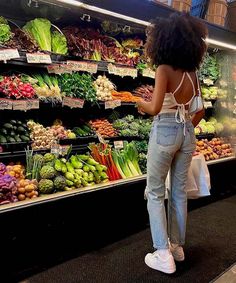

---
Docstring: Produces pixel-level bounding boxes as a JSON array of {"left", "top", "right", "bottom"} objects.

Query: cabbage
[
  {"left": 51, "top": 31, "right": 68, "bottom": 55},
  {"left": 23, "top": 18, "right": 51, "bottom": 51}
]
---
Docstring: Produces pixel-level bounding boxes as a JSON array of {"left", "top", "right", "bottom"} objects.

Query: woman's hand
[{"left": 136, "top": 100, "right": 146, "bottom": 115}]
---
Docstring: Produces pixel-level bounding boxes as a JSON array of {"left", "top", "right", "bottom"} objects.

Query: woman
[{"left": 137, "top": 12, "right": 207, "bottom": 274}]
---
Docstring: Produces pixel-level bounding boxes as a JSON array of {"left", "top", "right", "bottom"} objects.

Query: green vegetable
[
  {"left": 54, "top": 159, "right": 62, "bottom": 171},
  {"left": 0, "top": 17, "right": 11, "bottom": 44},
  {"left": 65, "top": 172, "right": 74, "bottom": 181},
  {"left": 61, "top": 163, "right": 67, "bottom": 174},
  {"left": 51, "top": 31, "right": 68, "bottom": 55},
  {"left": 66, "top": 162, "right": 75, "bottom": 174},
  {"left": 199, "top": 53, "right": 220, "bottom": 83},
  {"left": 70, "top": 156, "right": 83, "bottom": 169},
  {"left": 23, "top": 18, "right": 52, "bottom": 51},
  {"left": 83, "top": 165, "right": 90, "bottom": 172},
  {"left": 66, "top": 179, "right": 74, "bottom": 187}
]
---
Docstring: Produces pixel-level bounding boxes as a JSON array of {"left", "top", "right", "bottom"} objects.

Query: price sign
[
  {"left": 0, "top": 49, "right": 20, "bottom": 62},
  {"left": 59, "top": 145, "right": 70, "bottom": 156},
  {"left": 203, "top": 101, "right": 212, "bottom": 108},
  {"left": 26, "top": 99, "right": 39, "bottom": 110},
  {"left": 67, "top": 60, "right": 98, "bottom": 73},
  {"left": 107, "top": 64, "right": 137, "bottom": 78},
  {"left": 26, "top": 53, "right": 52, "bottom": 64},
  {"left": 142, "top": 68, "right": 155, "bottom": 79},
  {"left": 51, "top": 143, "right": 60, "bottom": 156},
  {"left": 105, "top": 100, "right": 121, "bottom": 109},
  {"left": 47, "top": 64, "right": 72, "bottom": 74},
  {"left": 12, "top": 100, "right": 27, "bottom": 111},
  {"left": 47, "top": 64, "right": 61, "bottom": 74},
  {"left": 62, "top": 97, "right": 85, "bottom": 108},
  {"left": 0, "top": 99, "right": 12, "bottom": 110},
  {"left": 114, "top": 140, "right": 124, "bottom": 149}
]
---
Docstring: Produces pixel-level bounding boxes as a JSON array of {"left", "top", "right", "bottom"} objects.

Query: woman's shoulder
[{"left": 156, "top": 64, "right": 175, "bottom": 73}]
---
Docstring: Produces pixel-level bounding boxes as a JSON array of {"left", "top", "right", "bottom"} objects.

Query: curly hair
[{"left": 145, "top": 12, "right": 208, "bottom": 71}]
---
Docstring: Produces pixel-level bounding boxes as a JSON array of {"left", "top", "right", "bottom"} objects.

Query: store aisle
[{"left": 21, "top": 195, "right": 236, "bottom": 283}]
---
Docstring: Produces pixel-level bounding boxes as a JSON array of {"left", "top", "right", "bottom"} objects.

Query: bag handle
[{"left": 195, "top": 71, "right": 201, "bottom": 97}]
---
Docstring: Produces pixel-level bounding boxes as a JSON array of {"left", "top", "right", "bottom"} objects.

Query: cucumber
[
  {"left": 7, "top": 137, "right": 16, "bottom": 143},
  {"left": 18, "top": 126, "right": 27, "bottom": 133},
  {"left": 10, "top": 120, "right": 17, "bottom": 125},
  {"left": 82, "top": 125, "right": 92, "bottom": 133},
  {"left": 0, "top": 128, "right": 7, "bottom": 135},
  {"left": 21, "top": 135, "right": 30, "bottom": 142}
]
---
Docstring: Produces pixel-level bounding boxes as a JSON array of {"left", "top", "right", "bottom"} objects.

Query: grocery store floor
[{"left": 20, "top": 195, "right": 236, "bottom": 283}]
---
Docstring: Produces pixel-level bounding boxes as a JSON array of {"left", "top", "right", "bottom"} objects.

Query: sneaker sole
[{"left": 144, "top": 258, "right": 176, "bottom": 274}]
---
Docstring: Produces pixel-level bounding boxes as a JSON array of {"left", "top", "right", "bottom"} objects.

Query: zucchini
[
  {"left": 18, "top": 126, "right": 27, "bottom": 133},
  {"left": 3, "top": 123, "right": 13, "bottom": 129},
  {"left": 21, "top": 135, "right": 30, "bottom": 142}
]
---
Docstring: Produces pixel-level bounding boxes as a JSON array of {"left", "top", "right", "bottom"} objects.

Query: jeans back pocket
[{"left": 156, "top": 125, "right": 178, "bottom": 146}]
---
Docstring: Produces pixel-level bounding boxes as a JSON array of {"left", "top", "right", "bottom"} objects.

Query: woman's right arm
[{"left": 191, "top": 108, "right": 205, "bottom": 127}]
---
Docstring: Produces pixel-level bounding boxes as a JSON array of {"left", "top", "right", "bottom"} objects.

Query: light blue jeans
[{"left": 146, "top": 113, "right": 196, "bottom": 250}]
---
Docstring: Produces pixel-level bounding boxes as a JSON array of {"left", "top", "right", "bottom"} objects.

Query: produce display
[
  {"left": 113, "top": 115, "right": 152, "bottom": 139},
  {"left": 201, "top": 86, "right": 227, "bottom": 100},
  {"left": 194, "top": 117, "right": 224, "bottom": 135},
  {"left": 94, "top": 75, "right": 115, "bottom": 101},
  {"left": 0, "top": 120, "right": 30, "bottom": 144},
  {"left": 90, "top": 119, "right": 117, "bottom": 138},
  {"left": 112, "top": 90, "right": 140, "bottom": 102},
  {"left": 196, "top": 138, "right": 233, "bottom": 161},
  {"left": 133, "top": 85, "right": 154, "bottom": 102},
  {"left": 0, "top": 75, "right": 35, "bottom": 99}
]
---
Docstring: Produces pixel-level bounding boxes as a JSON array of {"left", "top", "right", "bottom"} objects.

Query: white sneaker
[
  {"left": 170, "top": 243, "right": 185, "bottom": 262},
  {"left": 144, "top": 250, "right": 176, "bottom": 274}
]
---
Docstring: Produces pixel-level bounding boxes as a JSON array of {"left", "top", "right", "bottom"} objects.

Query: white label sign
[
  {"left": 0, "top": 49, "right": 20, "bottom": 62},
  {"left": 26, "top": 53, "right": 52, "bottom": 64},
  {"left": 105, "top": 100, "right": 121, "bottom": 109}
]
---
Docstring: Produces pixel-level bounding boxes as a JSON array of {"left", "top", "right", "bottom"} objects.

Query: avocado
[{"left": 3, "top": 123, "right": 13, "bottom": 129}]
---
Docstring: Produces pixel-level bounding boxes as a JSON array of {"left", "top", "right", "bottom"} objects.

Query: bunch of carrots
[
  {"left": 89, "top": 119, "right": 116, "bottom": 137},
  {"left": 112, "top": 90, "right": 141, "bottom": 102},
  {"left": 89, "top": 143, "right": 121, "bottom": 181}
]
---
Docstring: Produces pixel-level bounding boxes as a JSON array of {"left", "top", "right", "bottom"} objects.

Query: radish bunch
[{"left": 0, "top": 76, "right": 35, "bottom": 99}]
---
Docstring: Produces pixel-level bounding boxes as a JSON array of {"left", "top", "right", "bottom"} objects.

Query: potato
[
  {"left": 18, "top": 194, "right": 26, "bottom": 201},
  {"left": 18, "top": 187, "right": 26, "bottom": 194},
  {"left": 25, "top": 184, "right": 35, "bottom": 192},
  {"left": 25, "top": 191, "right": 35, "bottom": 198}
]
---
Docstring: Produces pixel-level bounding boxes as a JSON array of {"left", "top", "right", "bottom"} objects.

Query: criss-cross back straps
[{"left": 172, "top": 72, "right": 197, "bottom": 106}]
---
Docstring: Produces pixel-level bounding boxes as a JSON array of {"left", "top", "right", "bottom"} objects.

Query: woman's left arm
[{"left": 137, "top": 66, "right": 167, "bottom": 116}]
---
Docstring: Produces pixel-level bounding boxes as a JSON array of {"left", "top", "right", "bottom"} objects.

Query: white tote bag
[{"left": 185, "top": 154, "right": 211, "bottom": 199}]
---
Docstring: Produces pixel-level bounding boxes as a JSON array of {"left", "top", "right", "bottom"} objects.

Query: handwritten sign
[
  {"left": 62, "top": 97, "right": 85, "bottom": 108},
  {"left": 108, "top": 64, "right": 137, "bottom": 78},
  {"left": 47, "top": 64, "right": 72, "bottom": 74},
  {"left": 0, "top": 99, "right": 12, "bottom": 110},
  {"left": 114, "top": 140, "right": 124, "bottom": 149},
  {"left": 26, "top": 99, "right": 39, "bottom": 110},
  {"left": 105, "top": 100, "right": 121, "bottom": 109},
  {"left": 59, "top": 145, "right": 70, "bottom": 156},
  {"left": 203, "top": 101, "right": 213, "bottom": 108},
  {"left": 26, "top": 53, "right": 52, "bottom": 64},
  {"left": 0, "top": 49, "right": 20, "bottom": 62},
  {"left": 142, "top": 68, "right": 155, "bottom": 79},
  {"left": 12, "top": 100, "right": 27, "bottom": 111},
  {"left": 67, "top": 60, "right": 98, "bottom": 73},
  {"left": 51, "top": 143, "right": 60, "bottom": 156}
]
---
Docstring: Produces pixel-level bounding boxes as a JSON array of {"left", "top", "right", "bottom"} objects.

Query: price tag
[
  {"left": 142, "top": 68, "right": 155, "bottom": 79},
  {"left": 51, "top": 143, "right": 60, "bottom": 156},
  {"left": 105, "top": 100, "right": 121, "bottom": 109},
  {"left": 47, "top": 64, "right": 72, "bottom": 74},
  {"left": 62, "top": 97, "right": 85, "bottom": 108},
  {"left": 67, "top": 60, "right": 98, "bottom": 73},
  {"left": 203, "top": 101, "right": 212, "bottom": 108},
  {"left": 47, "top": 64, "right": 61, "bottom": 74},
  {"left": 59, "top": 145, "right": 70, "bottom": 156},
  {"left": 0, "top": 99, "right": 12, "bottom": 110},
  {"left": 26, "top": 99, "right": 39, "bottom": 110},
  {"left": 107, "top": 64, "right": 137, "bottom": 78},
  {"left": 0, "top": 49, "right": 20, "bottom": 62},
  {"left": 26, "top": 53, "right": 52, "bottom": 64},
  {"left": 114, "top": 140, "right": 124, "bottom": 149},
  {"left": 12, "top": 100, "right": 27, "bottom": 111},
  {"left": 97, "top": 133, "right": 106, "bottom": 144}
]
